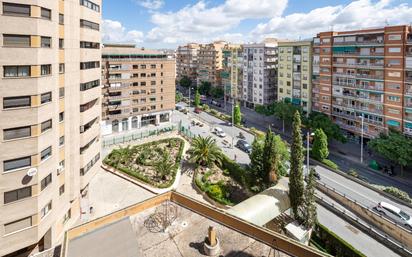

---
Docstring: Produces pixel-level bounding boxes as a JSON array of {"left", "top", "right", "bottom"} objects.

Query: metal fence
[{"left": 102, "top": 125, "right": 177, "bottom": 148}]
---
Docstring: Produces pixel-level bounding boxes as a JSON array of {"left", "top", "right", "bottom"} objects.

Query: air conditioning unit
[{"left": 57, "top": 165, "right": 64, "bottom": 173}]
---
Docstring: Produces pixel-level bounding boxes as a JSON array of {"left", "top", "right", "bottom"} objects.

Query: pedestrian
[{"left": 234, "top": 154, "right": 237, "bottom": 161}]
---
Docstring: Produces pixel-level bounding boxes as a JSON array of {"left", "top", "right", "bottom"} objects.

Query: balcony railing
[
  {"left": 333, "top": 40, "right": 383, "bottom": 46},
  {"left": 333, "top": 72, "right": 384, "bottom": 80},
  {"left": 333, "top": 62, "right": 384, "bottom": 69},
  {"left": 332, "top": 102, "right": 383, "bottom": 114},
  {"left": 332, "top": 111, "right": 384, "bottom": 126},
  {"left": 332, "top": 80, "right": 384, "bottom": 91}
]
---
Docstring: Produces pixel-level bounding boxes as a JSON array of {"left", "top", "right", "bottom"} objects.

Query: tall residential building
[
  {"left": 278, "top": 41, "right": 313, "bottom": 113},
  {"left": 0, "top": 0, "right": 102, "bottom": 256},
  {"left": 176, "top": 43, "right": 199, "bottom": 85},
  {"left": 101, "top": 44, "right": 175, "bottom": 135},
  {"left": 221, "top": 44, "right": 243, "bottom": 103},
  {"left": 241, "top": 42, "right": 278, "bottom": 108},
  {"left": 312, "top": 25, "right": 412, "bottom": 139},
  {"left": 197, "top": 41, "right": 227, "bottom": 87}
]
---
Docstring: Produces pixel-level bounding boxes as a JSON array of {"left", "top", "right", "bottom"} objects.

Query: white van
[
  {"left": 375, "top": 202, "right": 412, "bottom": 229},
  {"left": 212, "top": 127, "right": 226, "bottom": 138}
]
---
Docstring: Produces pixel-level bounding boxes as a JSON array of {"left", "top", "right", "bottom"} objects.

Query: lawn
[{"left": 103, "top": 138, "right": 185, "bottom": 188}]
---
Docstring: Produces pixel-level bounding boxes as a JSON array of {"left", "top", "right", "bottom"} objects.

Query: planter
[{"left": 204, "top": 238, "right": 220, "bottom": 256}]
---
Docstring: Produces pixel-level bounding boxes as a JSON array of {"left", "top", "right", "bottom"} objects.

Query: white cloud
[
  {"left": 137, "top": 0, "right": 164, "bottom": 10},
  {"left": 102, "top": 19, "right": 144, "bottom": 43},
  {"left": 251, "top": 0, "right": 412, "bottom": 41},
  {"left": 146, "top": 0, "right": 287, "bottom": 45}
]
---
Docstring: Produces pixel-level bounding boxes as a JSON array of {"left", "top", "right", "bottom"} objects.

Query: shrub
[
  {"left": 207, "top": 184, "right": 224, "bottom": 199},
  {"left": 348, "top": 168, "right": 358, "bottom": 178},
  {"left": 219, "top": 155, "right": 249, "bottom": 187},
  {"left": 383, "top": 187, "right": 412, "bottom": 203},
  {"left": 202, "top": 104, "right": 210, "bottom": 111},
  {"left": 322, "top": 159, "right": 338, "bottom": 170},
  {"left": 210, "top": 109, "right": 217, "bottom": 115}
]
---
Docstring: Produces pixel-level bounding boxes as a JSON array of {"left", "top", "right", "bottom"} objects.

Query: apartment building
[
  {"left": 241, "top": 42, "right": 278, "bottom": 108},
  {"left": 221, "top": 44, "right": 243, "bottom": 103},
  {"left": 278, "top": 41, "right": 313, "bottom": 113},
  {"left": 312, "top": 25, "right": 412, "bottom": 139},
  {"left": 176, "top": 43, "right": 199, "bottom": 85},
  {"left": 0, "top": 0, "right": 102, "bottom": 256},
  {"left": 101, "top": 44, "right": 175, "bottom": 135},
  {"left": 197, "top": 41, "right": 227, "bottom": 87}
]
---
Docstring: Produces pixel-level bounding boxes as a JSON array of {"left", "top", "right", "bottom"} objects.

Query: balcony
[
  {"left": 332, "top": 80, "right": 384, "bottom": 92},
  {"left": 333, "top": 39, "right": 383, "bottom": 46},
  {"left": 332, "top": 101, "right": 383, "bottom": 114},
  {"left": 333, "top": 72, "right": 384, "bottom": 81},
  {"left": 333, "top": 62, "right": 384, "bottom": 69}
]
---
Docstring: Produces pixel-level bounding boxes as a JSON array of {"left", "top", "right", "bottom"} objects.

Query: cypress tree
[
  {"left": 312, "top": 128, "right": 329, "bottom": 161},
  {"left": 303, "top": 168, "right": 317, "bottom": 229},
  {"left": 289, "top": 111, "right": 305, "bottom": 220}
]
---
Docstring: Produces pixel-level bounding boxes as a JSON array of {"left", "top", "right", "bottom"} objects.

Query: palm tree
[
  {"left": 153, "top": 152, "right": 175, "bottom": 180},
  {"left": 189, "top": 136, "right": 223, "bottom": 167}
]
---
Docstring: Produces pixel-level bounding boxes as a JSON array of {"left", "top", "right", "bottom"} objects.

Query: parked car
[
  {"left": 180, "top": 108, "right": 188, "bottom": 114},
  {"left": 212, "top": 127, "right": 226, "bottom": 137},
  {"left": 194, "top": 107, "right": 202, "bottom": 114},
  {"left": 236, "top": 140, "right": 252, "bottom": 153},
  {"left": 375, "top": 202, "right": 412, "bottom": 229}
]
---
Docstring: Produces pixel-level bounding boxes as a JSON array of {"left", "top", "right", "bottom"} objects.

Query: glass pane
[
  {"left": 4, "top": 96, "right": 30, "bottom": 108},
  {"left": 4, "top": 126, "right": 31, "bottom": 140},
  {"left": 4, "top": 157, "right": 31, "bottom": 171}
]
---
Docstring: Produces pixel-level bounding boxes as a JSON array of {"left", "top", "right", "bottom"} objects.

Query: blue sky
[{"left": 101, "top": 0, "right": 412, "bottom": 48}]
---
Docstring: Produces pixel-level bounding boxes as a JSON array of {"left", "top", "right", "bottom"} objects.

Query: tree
[
  {"left": 210, "top": 86, "right": 224, "bottom": 99},
  {"left": 289, "top": 111, "right": 305, "bottom": 220},
  {"left": 233, "top": 104, "right": 241, "bottom": 125},
  {"left": 175, "top": 91, "right": 183, "bottom": 103},
  {"left": 153, "top": 152, "right": 175, "bottom": 180},
  {"left": 368, "top": 130, "right": 412, "bottom": 176},
  {"left": 199, "top": 81, "right": 212, "bottom": 96},
  {"left": 312, "top": 128, "right": 329, "bottom": 161},
  {"left": 249, "top": 138, "right": 264, "bottom": 181},
  {"left": 179, "top": 76, "right": 191, "bottom": 88},
  {"left": 189, "top": 136, "right": 223, "bottom": 167},
  {"left": 273, "top": 101, "right": 302, "bottom": 132},
  {"left": 307, "top": 112, "right": 346, "bottom": 143},
  {"left": 302, "top": 168, "right": 317, "bottom": 229},
  {"left": 194, "top": 89, "right": 200, "bottom": 108}
]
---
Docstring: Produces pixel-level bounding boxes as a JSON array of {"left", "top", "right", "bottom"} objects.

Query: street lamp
[{"left": 359, "top": 113, "right": 364, "bottom": 164}]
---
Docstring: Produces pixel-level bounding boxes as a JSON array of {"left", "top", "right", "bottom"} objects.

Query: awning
[
  {"left": 405, "top": 122, "right": 412, "bottom": 129},
  {"left": 387, "top": 120, "right": 400, "bottom": 127}
]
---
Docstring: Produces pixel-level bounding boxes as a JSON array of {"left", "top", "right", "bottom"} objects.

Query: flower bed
[{"left": 103, "top": 138, "right": 185, "bottom": 188}]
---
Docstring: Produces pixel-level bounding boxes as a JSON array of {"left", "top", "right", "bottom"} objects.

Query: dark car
[{"left": 236, "top": 140, "right": 252, "bottom": 153}]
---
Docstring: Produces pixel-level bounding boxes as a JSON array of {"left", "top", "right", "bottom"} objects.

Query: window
[
  {"left": 388, "top": 47, "right": 401, "bottom": 53},
  {"left": 58, "top": 160, "right": 65, "bottom": 175},
  {"left": 388, "top": 34, "right": 401, "bottom": 41},
  {"left": 4, "top": 65, "right": 30, "bottom": 77},
  {"left": 388, "top": 96, "right": 400, "bottom": 102},
  {"left": 80, "top": 41, "right": 100, "bottom": 49},
  {"left": 80, "top": 98, "right": 98, "bottom": 112},
  {"left": 141, "top": 65, "right": 146, "bottom": 69},
  {"left": 41, "top": 119, "right": 52, "bottom": 133},
  {"left": 3, "top": 34, "right": 30, "bottom": 47},
  {"left": 63, "top": 209, "right": 71, "bottom": 224},
  {"left": 41, "top": 8, "right": 51, "bottom": 20},
  {"left": 387, "top": 59, "right": 401, "bottom": 66},
  {"left": 59, "top": 38, "right": 64, "bottom": 49},
  {"left": 80, "top": 153, "right": 100, "bottom": 176},
  {"left": 41, "top": 92, "right": 52, "bottom": 104},
  {"left": 151, "top": 64, "right": 156, "bottom": 69},
  {"left": 59, "top": 185, "right": 65, "bottom": 195},
  {"left": 41, "top": 37, "right": 51, "bottom": 48},
  {"left": 80, "top": 79, "right": 100, "bottom": 91},
  {"left": 4, "top": 126, "right": 31, "bottom": 140},
  {"left": 59, "top": 112, "right": 64, "bottom": 122},
  {"left": 387, "top": 83, "right": 400, "bottom": 90},
  {"left": 4, "top": 217, "right": 32, "bottom": 234},
  {"left": 40, "top": 201, "right": 52, "bottom": 218},
  {"left": 388, "top": 71, "right": 401, "bottom": 77},
  {"left": 3, "top": 3, "right": 30, "bottom": 16},
  {"left": 4, "top": 186, "right": 31, "bottom": 204},
  {"left": 59, "top": 63, "right": 65, "bottom": 74},
  {"left": 59, "top": 136, "right": 65, "bottom": 147},
  {"left": 59, "top": 14, "right": 64, "bottom": 25},
  {"left": 41, "top": 65, "right": 51, "bottom": 75},
  {"left": 3, "top": 96, "right": 31, "bottom": 109},
  {"left": 41, "top": 174, "right": 52, "bottom": 191},
  {"left": 388, "top": 108, "right": 400, "bottom": 115},
  {"left": 80, "top": 61, "right": 99, "bottom": 70},
  {"left": 4, "top": 156, "right": 31, "bottom": 172},
  {"left": 80, "top": 0, "right": 100, "bottom": 12},
  {"left": 59, "top": 87, "right": 65, "bottom": 98},
  {"left": 151, "top": 81, "right": 156, "bottom": 86},
  {"left": 80, "top": 19, "right": 99, "bottom": 31},
  {"left": 41, "top": 146, "right": 52, "bottom": 161}
]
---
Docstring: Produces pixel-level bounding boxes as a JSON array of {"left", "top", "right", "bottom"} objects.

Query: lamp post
[
  {"left": 306, "top": 111, "right": 310, "bottom": 177},
  {"left": 360, "top": 114, "right": 364, "bottom": 164}
]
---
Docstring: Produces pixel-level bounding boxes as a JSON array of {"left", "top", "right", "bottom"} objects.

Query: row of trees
[{"left": 180, "top": 77, "right": 224, "bottom": 99}]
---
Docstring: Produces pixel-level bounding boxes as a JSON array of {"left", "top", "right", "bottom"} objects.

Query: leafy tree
[
  {"left": 249, "top": 138, "right": 264, "bottom": 182},
  {"left": 179, "top": 76, "right": 192, "bottom": 88},
  {"left": 199, "top": 81, "right": 212, "bottom": 96},
  {"left": 289, "top": 111, "right": 305, "bottom": 220},
  {"left": 307, "top": 112, "right": 346, "bottom": 143},
  {"left": 233, "top": 104, "right": 241, "bottom": 125},
  {"left": 302, "top": 168, "right": 317, "bottom": 229},
  {"left": 312, "top": 128, "right": 329, "bottom": 161},
  {"left": 274, "top": 101, "right": 302, "bottom": 132},
  {"left": 175, "top": 91, "right": 183, "bottom": 103},
  {"left": 368, "top": 130, "right": 412, "bottom": 176},
  {"left": 153, "top": 152, "right": 175, "bottom": 180},
  {"left": 210, "top": 86, "right": 224, "bottom": 99},
  {"left": 189, "top": 136, "right": 223, "bottom": 167},
  {"left": 194, "top": 89, "right": 200, "bottom": 108}
]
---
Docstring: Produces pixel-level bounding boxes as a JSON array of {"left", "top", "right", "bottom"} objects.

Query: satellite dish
[{"left": 27, "top": 168, "right": 37, "bottom": 177}]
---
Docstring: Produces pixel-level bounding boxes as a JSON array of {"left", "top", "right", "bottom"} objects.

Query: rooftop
[
  {"left": 102, "top": 44, "right": 165, "bottom": 56},
  {"left": 64, "top": 192, "right": 327, "bottom": 257}
]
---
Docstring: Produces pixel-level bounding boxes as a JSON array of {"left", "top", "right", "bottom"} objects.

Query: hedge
[
  {"left": 383, "top": 186, "right": 412, "bottom": 204},
  {"left": 321, "top": 159, "right": 339, "bottom": 171}
]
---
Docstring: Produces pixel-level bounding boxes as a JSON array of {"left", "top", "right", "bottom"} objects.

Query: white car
[
  {"left": 375, "top": 201, "right": 412, "bottom": 229},
  {"left": 212, "top": 127, "right": 226, "bottom": 138}
]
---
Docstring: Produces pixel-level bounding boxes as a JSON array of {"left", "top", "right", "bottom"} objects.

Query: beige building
[
  {"left": 197, "top": 41, "right": 227, "bottom": 87},
  {"left": 0, "top": 0, "right": 102, "bottom": 256},
  {"left": 101, "top": 44, "right": 175, "bottom": 135},
  {"left": 176, "top": 43, "right": 199, "bottom": 85},
  {"left": 278, "top": 41, "right": 313, "bottom": 113},
  {"left": 221, "top": 44, "right": 243, "bottom": 103}
]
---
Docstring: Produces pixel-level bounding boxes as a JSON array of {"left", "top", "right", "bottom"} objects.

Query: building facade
[
  {"left": 278, "top": 41, "right": 313, "bottom": 113},
  {"left": 197, "top": 41, "right": 227, "bottom": 87},
  {"left": 176, "top": 43, "right": 199, "bottom": 85},
  {"left": 101, "top": 44, "right": 175, "bottom": 135},
  {"left": 0, "top": 0, "right": 102, "bottom": 256},
  {"left": 242, "top": 42, "right": 278, "bottom": 108},
  {"left": 221, "top": 44, "right": 243, "bottom": 104},
  {"left": 312, "top": 25, "right": 412, "bottom": 139}
]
